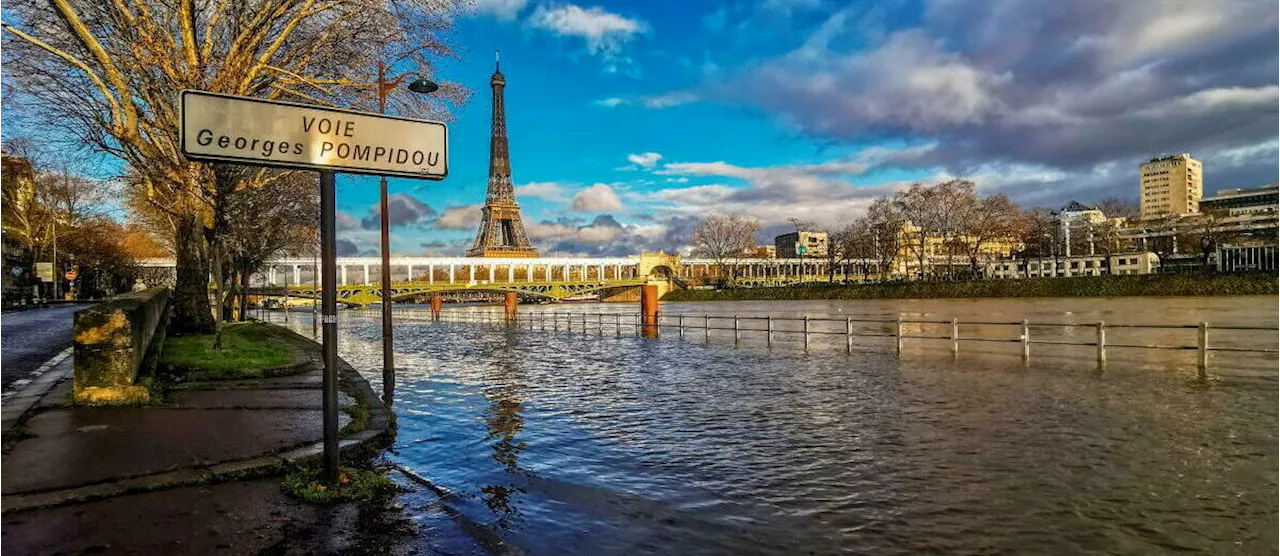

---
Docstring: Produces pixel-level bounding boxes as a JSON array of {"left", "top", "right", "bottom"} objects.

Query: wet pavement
[
  {"left": 3, "top": 476, "right": 436, "bottom": 556},
  {"left": 1, "top": 304, "right": 87, "bottom": 391}
]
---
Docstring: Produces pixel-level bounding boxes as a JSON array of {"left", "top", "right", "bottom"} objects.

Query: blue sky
[
  {"left": 338, "top": 0, "right": 1277, "bottom": 257},
  {"left": 8, "top": 0, "right": 1274, "bottom": 257}
]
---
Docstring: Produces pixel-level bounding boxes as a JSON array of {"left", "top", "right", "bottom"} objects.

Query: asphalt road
[{"left": 1, "top": 304, "right": 87, "bottom": 391}]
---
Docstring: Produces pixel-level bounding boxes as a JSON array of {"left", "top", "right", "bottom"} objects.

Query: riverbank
[
  {"left": 1, "top": 323, "right": 399, "bottom": 554},
  {"left": 662, "top": 272, "right": 1278, "bottom": 302}
]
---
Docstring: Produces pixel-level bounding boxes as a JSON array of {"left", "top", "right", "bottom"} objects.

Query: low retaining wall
[{"left": 73, "top": 288, "right": 171, "bottom": 405}]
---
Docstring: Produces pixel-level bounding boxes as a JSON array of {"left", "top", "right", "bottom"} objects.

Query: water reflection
[{"left": 479, "top": 352, "right": 529, "bottom": 525}]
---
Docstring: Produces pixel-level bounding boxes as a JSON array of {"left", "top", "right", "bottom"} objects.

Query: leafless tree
[
  {"left": 690, "top": 213, "right": 760, "bottom": 283},
  {"left": 3, "top": 0, "right": 468, "bottom": 333},
  {"left": 960, "top": 193, "right": 1024, "bottom": 277},
  {"left": 1095, "top": 196, "right": 1140, "bottom": 220},
  {"left": 865, "top": 197, "right": 904, "bottom": 280}
]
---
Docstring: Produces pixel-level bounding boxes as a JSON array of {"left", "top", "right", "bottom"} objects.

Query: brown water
[{"left": 276, "top": 295, "right": 1278, "bottom": 554}]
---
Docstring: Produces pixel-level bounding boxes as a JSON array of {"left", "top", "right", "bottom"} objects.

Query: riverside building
[
  {"left": 986, "top": 252, "right": 1161, "bottom": 279},
  {"left": 1140, "top": 154, "right": 1202, "bottom": 220}
]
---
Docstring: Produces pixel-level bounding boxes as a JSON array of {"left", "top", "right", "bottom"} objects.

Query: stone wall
[{"left": 73, "top": 288, "right": 171, "bottom": 405}]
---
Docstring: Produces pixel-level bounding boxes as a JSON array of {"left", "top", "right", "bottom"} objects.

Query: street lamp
[{"left": 376, "top": 60, "right": 438, "bottom": 407}]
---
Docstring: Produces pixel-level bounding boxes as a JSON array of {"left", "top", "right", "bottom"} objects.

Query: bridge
[
  {"left": 256, "top": 278, "right": 651, "bottom": 305},
  {"left": 136, "top": 253, "right": 868, "bottom": 306}
]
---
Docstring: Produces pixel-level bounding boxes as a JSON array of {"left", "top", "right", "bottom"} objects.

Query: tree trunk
[
  {"left": 239, "top": 267, "right": 250, "bottom": 322},
  {"left": 170, "top": 214, "right": 215, "bottom": 335},
  {"left": 212, "top": 245, "right": 224, "bottom": 350}
]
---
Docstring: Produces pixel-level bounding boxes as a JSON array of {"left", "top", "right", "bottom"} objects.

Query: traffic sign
[
  {"left": 180, "top": 90, "right": 448, "bottom": 180},
  {"left": 36, "top": 262, "right": 53, "bottom": 282},
  {"left": 65, "top": 269, "right": 78, "bottom": 280},
  {"left": 10, "top": 267, "right": 22, "bottom": 277}
]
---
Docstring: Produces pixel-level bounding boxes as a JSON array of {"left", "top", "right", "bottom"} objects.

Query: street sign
[
  {"left": 179, "top": 90, "right": 448, "bottom": 180},
  {"left": 65, "top": 269, "right": 78, "bottom": 280},
  {"left": 36, "top": 262, "right": 53, "bottom": 282},
  {"left": 10, "top": 267, "right": 22, "bottom": 277}
]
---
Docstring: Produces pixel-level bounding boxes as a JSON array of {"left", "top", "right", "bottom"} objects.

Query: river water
[{"left": 271, "top": 296, "right": 1277, "bottom": 555}]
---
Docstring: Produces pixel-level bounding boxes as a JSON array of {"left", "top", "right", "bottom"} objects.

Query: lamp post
[{"left": 375, "top": 60, "right": 438, "bottom": 407}]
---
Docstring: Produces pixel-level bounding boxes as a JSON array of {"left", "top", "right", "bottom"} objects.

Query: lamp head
[{"left": 408, "top": 78, "right": 439, "bottom": 94}]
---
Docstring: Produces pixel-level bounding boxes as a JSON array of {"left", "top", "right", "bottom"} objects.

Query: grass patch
[
  {"left": 340, "top": 399, "right": 370, "bottom": 437},
  {"left": 280, "top": 466, "right": 395, "bottom": 505},
  {"left": 662, "top": 272, "right": 1278, "bottom": 302},
  {"left": 160, "top": 322, "right": 294, "bottom": 381}
]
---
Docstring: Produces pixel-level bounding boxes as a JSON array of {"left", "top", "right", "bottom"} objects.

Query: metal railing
[{"left": 341, "top": 307, "right": 1278, "bottom": 378}]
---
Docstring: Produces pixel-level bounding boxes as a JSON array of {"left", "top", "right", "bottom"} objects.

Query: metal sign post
[
  {"left": 319, "top": 170, "right": 340, "bottom": 483},
  {"left": 180, "top": 90, "right": 448, "bottom": 485}
]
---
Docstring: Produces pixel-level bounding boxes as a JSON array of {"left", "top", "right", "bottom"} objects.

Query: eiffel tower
[{"left": 467, "top": 52, "right": 539, "bottom": 258}]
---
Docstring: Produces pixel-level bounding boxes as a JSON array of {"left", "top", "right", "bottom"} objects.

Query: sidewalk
[{"left": 0, "top": 326, "right": 400, "bottom": 555}]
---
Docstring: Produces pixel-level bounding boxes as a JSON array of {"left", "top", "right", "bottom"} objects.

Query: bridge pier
[
  {"left": 504, "top": 292, "right": 518, "bottom": 322},
  {"left": 640, "top": 284, "right": 659, "bottom": 338}
]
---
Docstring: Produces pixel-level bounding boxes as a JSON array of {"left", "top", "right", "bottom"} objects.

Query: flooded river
[{"left": 273, "top": 296, "right": 1277, "bottom": 554}]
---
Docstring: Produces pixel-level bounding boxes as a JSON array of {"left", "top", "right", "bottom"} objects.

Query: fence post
[
  {"left": 846, "top": 316, "right": 853, "bottom": 354},
  {"left": 615, "top": 314, "right": 621, "bottom": 338},
  {"left": 1197, "top": 322, "right": 1209, "bottom": 378},
  {"left": 1096, "top": 321, "right": 1106, "bottom": 369},
  {"left": 598, "top": 313, "right": 604, "bottom": 336},
  {"left": 895, "top": 317, "right": 904, "bottom": 356},
  {"left": 951, "top": 318, "right": 959, "bottom": 356},
  {"left": 803, "top": 315, "right": 810, "bottom": 350},
  {"left": 767, "top": 315, "right": 773, "bottom": 348},
  {"left": 1021, "top": 319, "right": 1030, "bottom": 362},
  {"left": 678, "top": 314, "right": 684, "bottom": 340},
  {"left": 733, "top": 315, "right": 740, "bottom": 346},
  {"left": 554, "top": 312, "right": 559, "bottom": 331}
]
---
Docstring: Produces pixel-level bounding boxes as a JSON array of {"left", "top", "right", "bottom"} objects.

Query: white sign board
[
  {"left": 36, "top": 262, "right": 53, "bottom": 283},
  {"left": 180, "top": 90, "right": 447, "bottom": 180}
]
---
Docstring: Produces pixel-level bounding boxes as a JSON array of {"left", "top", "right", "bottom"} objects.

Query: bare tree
[
  {"left": 690, "top": 213, "right": 760, "bottom": 284},
  {"left": 960, "top": 193, "right": 1024, "bottom": 277},
  {"left": 891, "top": 183, "right": 936, "bottom": 280},
  {"left": 866, "top": 197, "right": 904, "bottom": 280},
  {"left": 3, "top": 0, "right": 467, "bottom": 333},
  {"left": 1095, "top": 196, "right": 1140, "bottom": 220}
]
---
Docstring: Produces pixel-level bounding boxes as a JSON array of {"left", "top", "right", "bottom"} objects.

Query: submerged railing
[{"left": 342, "top": 307, "right": 1278, "bottom": 378}]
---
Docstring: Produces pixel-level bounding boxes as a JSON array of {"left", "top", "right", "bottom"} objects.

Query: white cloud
[
  {"left": 435, "top": 205, "right": 482, "bottom": 229},
  {"left": 471, "top": 0, "right": 528, "bottom": 20},
  {"left": 570, "top": 183, "right": 623, "bottom": 212},
  {"left": 642, "top": 91, "right": 697, "bottom": 109},
  {"left": 594, "top": 97, "right": 628, "bottom": 107},
  {"left": 336, "top": 211, "right": 360, "bottom": 231},
  {"left": 515, "top": 182, "right": 567, "bottom": 201},
  {"left": 575, "top": 224, "right": 620, "bottom": 243},
  {"left": 529, "top": 5, "right": 646, "bottom": 55},
  {"left": 626, "top": 152, "right": 663, "bottom": 168},
  {"left": 526, "top": 221, "right": 577, "bottom": 239}
]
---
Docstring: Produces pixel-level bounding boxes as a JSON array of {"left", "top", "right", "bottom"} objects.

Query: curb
[
  {"left": 1, "top": 347, "right": 74, "bottom": 435},
  {"left": 1, "top": 339, "right": 392, "bottom": 514}
]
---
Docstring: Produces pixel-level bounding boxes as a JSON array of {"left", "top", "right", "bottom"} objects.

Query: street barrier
[{"left": 72, "top": 287, "right": 171, "bottom": 404}]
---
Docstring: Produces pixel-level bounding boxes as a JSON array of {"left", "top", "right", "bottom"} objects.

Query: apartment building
[{"left": 1140, "top": 154, "right": 1202, "bottom": 220}]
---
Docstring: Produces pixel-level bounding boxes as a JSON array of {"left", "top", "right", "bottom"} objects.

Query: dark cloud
[
  {"left": 420, "top": 240, "right": 447, "bottom": 249},
  {"left": 360, "top": 193, "right": 436, "bottom": 230},
  {"left": 335, "top": 239, "right": 360, "bottom": 257},
  {"left": 709, "top": 0, "right": 1278, "bottom": 206}
]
